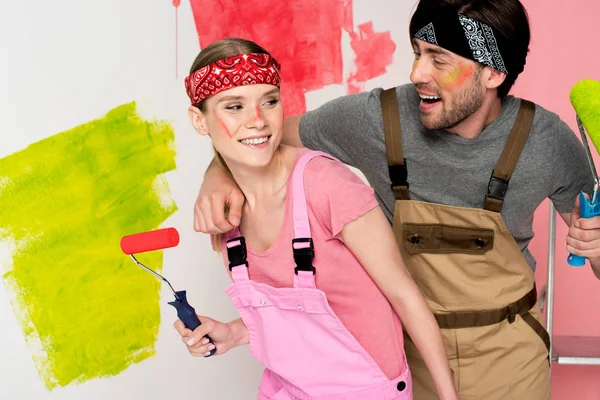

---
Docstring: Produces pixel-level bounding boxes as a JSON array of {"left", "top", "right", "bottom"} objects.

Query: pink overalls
[{"left": 224, "top": 151, "right": 412, "bottom": 400}]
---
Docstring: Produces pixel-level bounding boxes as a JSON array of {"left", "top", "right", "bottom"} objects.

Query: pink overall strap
[
  {"left": 225, "top": 229, "right": 250, "bottom": 282},
  {"left": 291, "top": 151, "right": 338, "bottom": 289}
]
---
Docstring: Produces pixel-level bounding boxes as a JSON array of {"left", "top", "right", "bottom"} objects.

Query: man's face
[{"left": 410, "top": 38, "right": 485, "bottom": 131}]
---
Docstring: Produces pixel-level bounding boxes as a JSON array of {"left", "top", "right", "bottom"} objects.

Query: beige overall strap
[
  {"left": 380, "top": 88, "right": 410, "bottom": 200},
  {"left": 521, "top": 312, "right": 552, "bottom": 359},
  {"left": 484, "top": 100, "right": 536, "bottom": 212}
]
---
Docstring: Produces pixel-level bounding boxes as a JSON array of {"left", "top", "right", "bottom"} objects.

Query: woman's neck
[{"left": 227, "top": 145, "right": 297, "bottom": 211}]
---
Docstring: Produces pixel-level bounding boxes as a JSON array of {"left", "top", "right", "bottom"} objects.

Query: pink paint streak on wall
[
  {"left": 188, "top": 0, "right": 395, "bottom": 115},
  {"left": 173, "top": 0, "right": 181, "bottom": 78},
  {"left": 512, "top": 0, "right": 600, "bottom": 398}
]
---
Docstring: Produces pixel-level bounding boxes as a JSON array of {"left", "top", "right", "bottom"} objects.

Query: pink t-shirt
[{"left": 220, "top": 148, "right": 405, "bottom": 378}]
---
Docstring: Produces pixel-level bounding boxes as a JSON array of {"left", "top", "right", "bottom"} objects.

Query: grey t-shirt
[{"left": 299, "top": 84, "right": 593, "bottom": 271}]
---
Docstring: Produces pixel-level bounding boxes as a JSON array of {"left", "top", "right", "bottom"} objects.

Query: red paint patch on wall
[
  {"left": 347, "top": 22, "right": 396, "bottom": 94},
  {"left": 188, "top": 0, "right": 396, "bottom": 115}
]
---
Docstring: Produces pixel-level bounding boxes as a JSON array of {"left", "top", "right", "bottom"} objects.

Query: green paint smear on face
[{"left": 0, "top": 102, "right": 177, "bottom": 389}]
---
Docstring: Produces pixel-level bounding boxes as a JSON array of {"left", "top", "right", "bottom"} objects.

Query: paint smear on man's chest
[{"left": 0, "top": 102, "right": 177, "bottom": 389}]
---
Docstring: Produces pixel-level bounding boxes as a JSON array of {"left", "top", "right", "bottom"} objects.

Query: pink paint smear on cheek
[{"left": 214, "top": 110, "right": 232, "bottom": 138}]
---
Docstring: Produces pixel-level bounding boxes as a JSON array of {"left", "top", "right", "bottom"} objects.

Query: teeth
[
  {"left": 419, "top": 95, "right": 440, "bottom": 100},
  {"left": 240, "top": 136, "right": 269, "bottom": 145}
]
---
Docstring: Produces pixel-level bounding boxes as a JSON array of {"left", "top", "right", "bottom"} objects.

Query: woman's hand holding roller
[{"left": 173, "top": 317, "right": 249, "bottom": 357}]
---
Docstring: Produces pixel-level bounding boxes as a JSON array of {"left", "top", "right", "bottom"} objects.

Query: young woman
[{"left": 174, "top": 38, "right": 458, "bottom": 400}]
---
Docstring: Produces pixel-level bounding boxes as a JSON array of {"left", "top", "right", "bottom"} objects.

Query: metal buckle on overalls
[
  {"left": 486, "top": 171, "right": 509, "bottom": 201},
  {"left": 226, "top": 237, "right": 248, "bottom": 271},
  {"left": 389, "top": 161, "right": 408, "bottom": 189},
  {"left": 292, "top": 238, "right": 316, "bottom": 275}
]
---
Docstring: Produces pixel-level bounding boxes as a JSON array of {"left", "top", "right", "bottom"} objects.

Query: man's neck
[{"left": 446, "top": 95, "right": 503, "bottom": 139}]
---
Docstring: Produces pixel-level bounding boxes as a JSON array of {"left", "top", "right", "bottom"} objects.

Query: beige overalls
[{"left": 380, "top": 89, "right": 551, "bottom": 399}]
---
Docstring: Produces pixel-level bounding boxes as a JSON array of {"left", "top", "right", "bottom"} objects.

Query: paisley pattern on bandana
[
  {"left": 411, "top": 6, "right": 518, "bottom": 75},
  {"left": 415, "top": 23, "right": 439, "bottom": 46},
  {"left": 184, "top": 53, "right": 282, "bottom": 104},
  {"left": 458, "top": 15, "right": 507, "bottom": 74}
]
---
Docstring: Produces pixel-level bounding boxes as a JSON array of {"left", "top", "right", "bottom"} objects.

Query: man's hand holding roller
[{"left": 565, "top": 193, "right": 600, "bottom": 279}]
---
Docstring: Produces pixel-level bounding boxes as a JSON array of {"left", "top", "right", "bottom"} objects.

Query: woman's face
[{"left": 190, "top": 84, "right": 284, "bottom": 170}]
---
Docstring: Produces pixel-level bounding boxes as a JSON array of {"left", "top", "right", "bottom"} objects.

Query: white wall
[{"left": 0, "top": 1, "right": 414, "bottom": 398}]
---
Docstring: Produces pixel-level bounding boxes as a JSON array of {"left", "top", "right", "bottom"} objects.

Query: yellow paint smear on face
[
  {"left": 441, "top": 63, "right": 475, "bottom": 89},
  {"left": 0, "top": 102, "right": 177, "bottom": 389}
]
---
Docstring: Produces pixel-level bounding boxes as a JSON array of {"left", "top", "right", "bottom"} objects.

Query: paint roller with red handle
[{"left": 120, "top": 227, "right": 216, "bottom": 357}]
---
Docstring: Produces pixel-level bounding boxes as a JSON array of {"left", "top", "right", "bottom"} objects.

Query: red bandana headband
[{"left": 184, "top": 53, "right": 282, "bottom": 105}]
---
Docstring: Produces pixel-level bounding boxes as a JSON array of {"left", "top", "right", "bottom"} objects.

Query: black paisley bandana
[{"left": 411, "top": 6, "right": 522, "bottom": 75}]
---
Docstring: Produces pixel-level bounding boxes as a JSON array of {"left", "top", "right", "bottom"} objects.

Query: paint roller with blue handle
[
  {"left": 568, "top": 79, "right": 600, "bottom": 266},
  {"left": 120, "top": 227, "right": 216, "bottom": 356}
]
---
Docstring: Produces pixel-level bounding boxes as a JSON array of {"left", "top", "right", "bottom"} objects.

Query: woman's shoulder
[
  {"left": 296, "top": 149, "right": 362, "bottom": 186},
  {"left": 296, "top": 149, "right": 375, "bottom": 207}
]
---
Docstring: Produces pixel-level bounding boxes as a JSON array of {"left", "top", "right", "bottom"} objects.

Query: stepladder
[{"left": 539, "top": 202, "right": 600, "bottom": 368}]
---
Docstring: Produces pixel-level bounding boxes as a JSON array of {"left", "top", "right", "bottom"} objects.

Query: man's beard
[{"left": 421, "top": 71, "right": 485, "bottom": 131}]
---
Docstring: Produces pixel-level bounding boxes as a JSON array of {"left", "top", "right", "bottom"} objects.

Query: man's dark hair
[{"left": 410, "top": 0, "right": 531, "bottom": 97}]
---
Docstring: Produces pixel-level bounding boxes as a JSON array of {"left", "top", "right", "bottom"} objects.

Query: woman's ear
[{"left": 188, "top": 106, "right": 209, "bottom": 136}]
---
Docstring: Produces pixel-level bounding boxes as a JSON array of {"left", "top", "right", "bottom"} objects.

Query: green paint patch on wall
[{"left": 0, "top": 102, "right": 177, "bottom": 389}]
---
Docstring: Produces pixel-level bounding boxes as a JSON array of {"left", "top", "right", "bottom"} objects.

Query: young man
[{"left": 191, "top": 0, "right": 599, "bottom": 398}]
